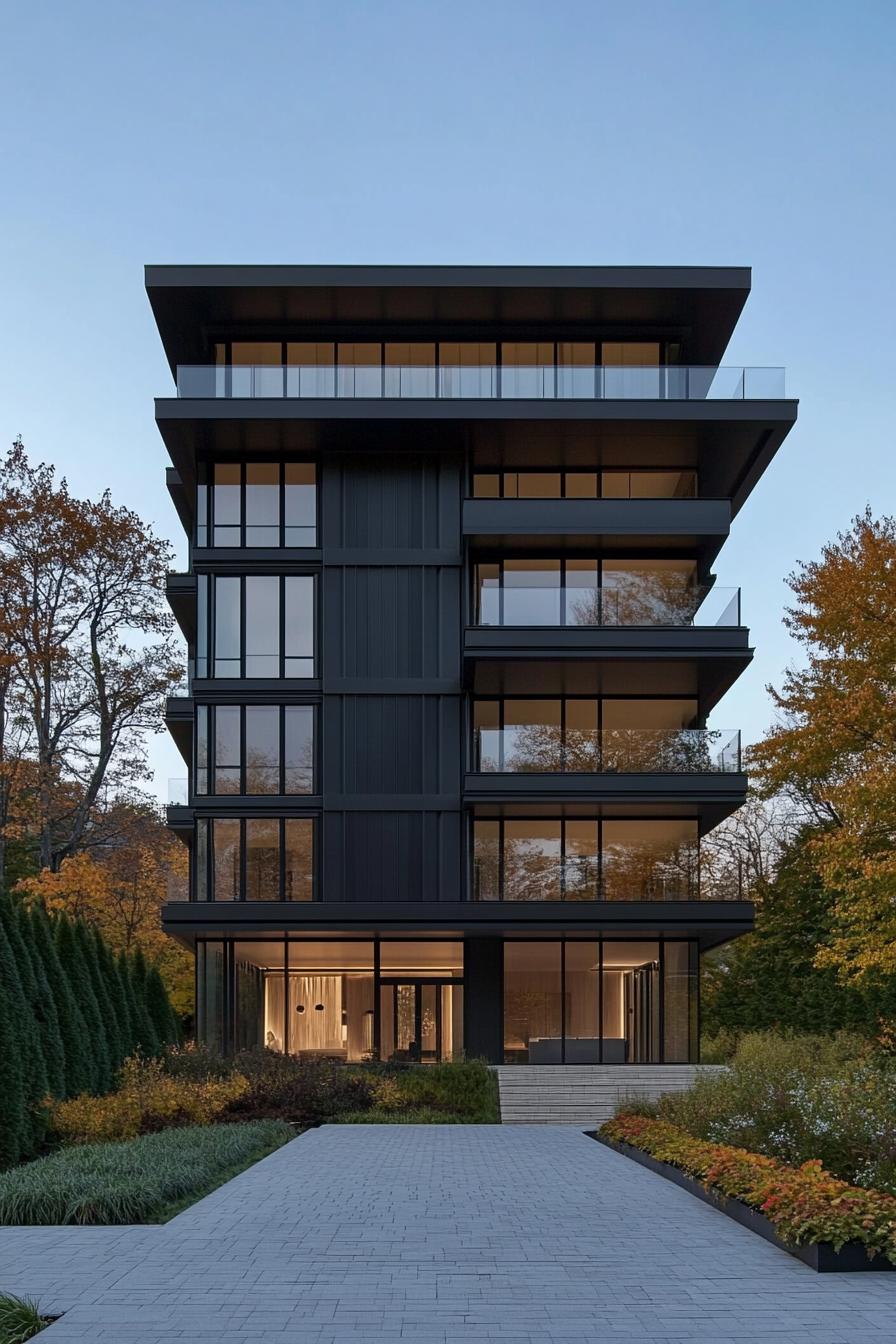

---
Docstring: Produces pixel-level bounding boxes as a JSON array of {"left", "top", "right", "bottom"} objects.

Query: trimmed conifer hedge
[{"left": 0, "top": 895, "right": 180, "bottom": 1169}]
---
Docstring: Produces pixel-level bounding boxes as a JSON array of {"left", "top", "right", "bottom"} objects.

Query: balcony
[
  {"left": 177, "top": 364, "right": 786, "bottom": 401},
  {"left": 475, "top": 583, "right": 741, "bottom": 628},
  {"left": 474, "top": 726, "right": 741, "bottom": 775}
]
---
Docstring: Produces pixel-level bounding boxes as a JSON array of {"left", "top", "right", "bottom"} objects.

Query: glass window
[
  {"left": 246, "top": 818, "right": 279, "bottom": 900},
  {"left": 503, "top": 699, "right": 562, "bottom": 772},
  {"left": 287, "top": 342, "right": 334, "bottom": 366},
  {"left": 213, "top": 464, "right": 241, "bottom": 547},
  {"left": 284, "top": 464, "right": 316, "bottom": 546},
  {"left": 214, "top": 705, "right": 241, "bottom": 793},
  {"left": 439, "top": 342, "right": 496, "bottom": 367},
  {"left": 213, "top": 820, "right": 240, "bottom": 901},
  {"left": 565, "top": 560, "right": 599, "bottom": 625},
  {"left": 472, "top": 473, "right": 500, "bottom": 499},
  {"left": 287, "top": 941, "right": 373, "bottom": 1060},
  {"left": 663, "top": 942, "right": 696, "bottom": 1063},
  {"left": 565, "top": 942, "right": 600, "bottom": 1062},
  {"left": 601, "top": 343, "right": 662, "bottom": 398},
  {"left": 564, "top": 472, "right": 598, "bottom": 498},
  {"left": 503, "top": 942, "right": 562, "bottom": 1064},
  {"left": 234, "top": 940, "right": 283, "bottom": 1052},
  {"left": 230, "top": 342, "right": 282, "bottom": 366},
  {"left": 195, "top": 819, "right": 208, "bottom": 901},
  {"left": 285, "top": 577, "right": 314, "bottom": 676},
  {"left": 474, "top": 562, "right": 501, "bottom": 625},
  {"left": 196, "top": 705, "right": 209, "bottom": 794},
  {"left": 602, "top": 820, "right": 698, "bottom": 902},
  {"left": 196, "top": 942, "right": 225, "bottom": 1054},
  {"left": 214, "top": 577, "right": 241, "bottom": 677},
  {"left": 473, "top": 820, "right": 500, "bottom": 902},
  {"left": 602, "top": 941, "right": 660, "bottom": 1063},
  {"left": 601, "top": 559, "right": 698, "bottom": 625},
  {"left": 245, "top": 576, "right": 280, "bottom": 677},
  {"left": 564, "top": 821, "right": 599, "bottom": 900},
  {"left": 245, "top": 706, "right": 279, "bottom": 794},
  {"left": 503, "top": 559, "right": 560, "bottom": 626},
  {"left": 196, "top": 575, "right": 208, "bottom": 676},
  {"left": 284, "top": 819, "right": 314, "bottom": 901},
  {"left": 245, "top": 463, "right": 279, "bottom": 546},
  {"left": 504, "top": 472, "right": 561, "bottom": 499},
  {"left": 503, "top": 821, "right": 562, "bottom": 901},
  {"left": 285, "top": 706, "right": 314, "bottom": 793}
]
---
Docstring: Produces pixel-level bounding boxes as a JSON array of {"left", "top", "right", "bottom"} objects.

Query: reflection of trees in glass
[
  {"left": 602, "top": 838, "right": 698, "bottom": 901},
  {"left": 568, "top": 572, "right": 703, "bottom": 627},
  {"left": 491, "top": 724, "right": 734, "bottom": 774},
  {"left": 503, "top": 835, "right": 562, "bottom": 901}
]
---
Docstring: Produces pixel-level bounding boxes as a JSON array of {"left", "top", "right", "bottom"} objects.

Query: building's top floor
[{"left": 146, "top": 264, "right": 755, "bottom": 374}]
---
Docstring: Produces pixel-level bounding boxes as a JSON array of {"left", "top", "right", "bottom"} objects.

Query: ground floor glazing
[{"left": 195, "top": 935, "right": 698, "bottom": 1065}]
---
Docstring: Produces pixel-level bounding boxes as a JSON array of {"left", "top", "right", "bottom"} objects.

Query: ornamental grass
[
  {"left": 0, "top": 1121, "right": 292, "bottom": 1226},
  {"left": 602, "top": 1112, "right": 896, "bottom": 1263}
]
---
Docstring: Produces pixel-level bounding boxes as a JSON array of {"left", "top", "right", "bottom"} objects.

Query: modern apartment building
[{"left": 151, "top": 265, "right": 796, "bottom": 1066}]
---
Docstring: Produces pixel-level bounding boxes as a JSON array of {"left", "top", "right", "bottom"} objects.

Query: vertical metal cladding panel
[
  {"left": 322, "top": 451, "right": 462, "bottom": 549},
  {"left": 323, "top": 695, "right": 461, "bottom": 795},
  {"left": 323, "top": 810, "right": 462, "bottom": 903},
  {"left": 322, "top": 565, "right": 461, "bottom": 681}
]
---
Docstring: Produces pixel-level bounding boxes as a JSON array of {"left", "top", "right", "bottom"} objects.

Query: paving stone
[{"left": 1, "top": 1126, "right": 895, "bottom": 1340}]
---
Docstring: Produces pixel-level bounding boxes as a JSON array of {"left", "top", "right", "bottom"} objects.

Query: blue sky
[{"left": 2, "top": 0, "right": 894, "bottom": 797}]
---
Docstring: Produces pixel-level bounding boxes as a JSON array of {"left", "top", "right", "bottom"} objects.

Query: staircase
[{"left": 496, "top": 1064, "right": 719, "bottom": 1127}]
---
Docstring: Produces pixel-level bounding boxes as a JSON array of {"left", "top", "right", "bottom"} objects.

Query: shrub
[
  {"left": 223, "top": 1051, "right": 374, "bottom": 1123},
  {"left": 0, "top": 1121, "right": 292, "bottom": 1226},
  {"left": 162, "top": 1042, "right": 234, "bottom": 1081},
  {"left": 602, "top": 1112, "right": 896, "bottom": 1264},
  {"left": 334, "top": 1108, "right": 474, "bottom": 1125},
  {"left": 360, "top": 1060, "right": 499, "bottom": 1121},
  {"left": 50, "top": 1056, "right": 248, "bottom": 1143},
  {"left": 654, "top": 1030, "right": 896, "bottom": 1193},
  {"left": 0, "top": 1293, "right": 49, "bottom": 1342}
]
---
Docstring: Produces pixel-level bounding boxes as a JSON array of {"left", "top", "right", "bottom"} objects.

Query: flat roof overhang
[
  {"left": 465, "top": 633, "right": 752, "bottom": 710},
  {"left": 160, "top": 896, "right": 753, "bottom": 953},
  {"left": 465, "top": 771, "right": 748, "bottom": 834},
  {"left": 154, "top": 399, "right": 797, "bottom": 522},
  {"left": 146, "top": 265, "right": 752, "bottom": 372},
  {"left": 165, "top": 572, "right": 196, "bottom": 641}
]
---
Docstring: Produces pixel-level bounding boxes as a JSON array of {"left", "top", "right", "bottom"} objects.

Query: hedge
[
  {"left": 0, "top": 896, "right": 181, "bottom": 1169},
  {"left": 602, "top": 1112, "right": 896, "bottom": 1263}
]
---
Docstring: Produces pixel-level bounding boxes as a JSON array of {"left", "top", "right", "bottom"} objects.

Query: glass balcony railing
[
  {"left": 168, "top": 778, "right": 188, "bottom": 805},
  {"left": 474, "top": 727, "right": 741, "bottom": 774},
  {"left": 475, "top": 585, "right": 741, "bottom": 628},
  {"left": 176, "top": 364, "right": 786, "bottom": 401}
]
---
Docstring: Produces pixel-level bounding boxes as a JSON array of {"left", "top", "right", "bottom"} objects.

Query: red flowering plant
[{"left": 602, "top": 1112, "right": 896, "bottom": 1263}]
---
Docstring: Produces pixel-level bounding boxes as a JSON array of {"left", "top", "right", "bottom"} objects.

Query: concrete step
[{"left": 496, "top": 1064, "right": 720, "bottom": 1125}]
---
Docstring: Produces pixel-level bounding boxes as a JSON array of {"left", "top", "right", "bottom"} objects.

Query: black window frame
[
  {"left": 196, "top": 459, "right": 318, "bottom": 549},
  {"left": 195, "top": 703, "right": 317, "bottom": 796},
  {"left": 194, "top": 815, "right": 317, "bottom": 903}
]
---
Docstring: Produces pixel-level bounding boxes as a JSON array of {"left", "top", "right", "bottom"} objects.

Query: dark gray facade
[{"left": 152, "top": 265, "right": 796, "bottom": 1065}]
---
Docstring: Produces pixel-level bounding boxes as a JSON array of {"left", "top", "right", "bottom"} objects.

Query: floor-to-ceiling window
[{"left": 501, "top": 939, "right": 697, "bottom": 1064}]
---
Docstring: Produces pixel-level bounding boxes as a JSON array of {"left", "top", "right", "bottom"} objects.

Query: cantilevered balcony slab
[
  {"left": 463, "top": 770, "right": 748, "bottom": 832},
  {"left": 464, "top": 626, "right": 752, "bottom": 709},
  {"left": 160, "top": 896, "right": 753, "bottom": 953},
  {"left": 462, "top": 498, "right": 731, "bottom": 568}
]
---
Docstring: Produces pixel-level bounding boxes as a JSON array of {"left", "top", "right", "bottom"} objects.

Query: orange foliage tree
[{"left": 750, "top": 510, "right": 896, "bottom": 985}]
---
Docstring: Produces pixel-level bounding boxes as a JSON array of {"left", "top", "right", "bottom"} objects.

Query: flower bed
[{"left": 600, "top": 1113, "right": 896, "bottom": 1270}]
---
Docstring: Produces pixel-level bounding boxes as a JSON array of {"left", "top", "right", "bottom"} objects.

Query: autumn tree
[
  {"left": 750, "top": 509, "right": 896, "bottom": 991},
  {"left": 17, "top": 805, "right": 193, "bottom": 1014},
  {"left": 0, "top": 438, "right": 182, "bottom": 874}
]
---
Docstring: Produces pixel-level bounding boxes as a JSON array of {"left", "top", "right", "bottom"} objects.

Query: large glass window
[
  {"left": 196, "top": 942, "right": 226, "bottom": 1055},
  {"left": 473, "top": 558, "right": 697, "bottom": 627},
  {"left": 196, "top": 818, "right": 315, "bottom": 901},
  {"left": 196, "top": 575, "right": 315, "bottom": 679},
  {"left": 197, "top": 705, "right": 314, "bottom": 795},
  {"left": 471, "top": 469, "right": 696, "bottom": 500},
  {"left": 503, "top": 942, "right": 562, "bottom": 1064},
  {"left": 473, "top": 698, "right": 697, "bottom": 773},
  {"left": 473, "top": 818, "right": 698, "bottom": 902},
  {"left": 287, "top": 941, "right": 375, "bottom": 1061},
  {"left": 663, "top": 941, "right": 697, "bottom": 1063},
  {"left": 504, "top": 940, "right": 668, "bottom": 1064},
  {"left": 196, "top": 462, "right": 317, "bottom": 547}
]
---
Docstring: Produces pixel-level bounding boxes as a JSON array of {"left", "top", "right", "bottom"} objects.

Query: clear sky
[{"left": 2, "top": 0, "right": 894, "bottom": 799}]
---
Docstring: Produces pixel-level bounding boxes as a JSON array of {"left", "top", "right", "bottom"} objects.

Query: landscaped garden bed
[
  {"left": 0, "top": 1120, "right": 293, "bottom": 1226},
  {"left": 596, "top": 1112, "right": 896, "bottom": 1273}
]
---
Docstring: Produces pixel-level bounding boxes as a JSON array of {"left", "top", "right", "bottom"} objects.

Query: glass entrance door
[{"left": 380, "top": 980, "right": 461, "bottom": 1063}]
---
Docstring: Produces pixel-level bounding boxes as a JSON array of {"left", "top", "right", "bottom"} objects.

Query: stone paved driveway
[{"left": 2, "top": 1125, "right": 895, "bottom": 1342}]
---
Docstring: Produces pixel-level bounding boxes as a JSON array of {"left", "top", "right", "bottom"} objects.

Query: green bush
[
  {"left": 224, "top": 1052, "right": 374, "bottom": 1123},
  {"left": 0, "top": 1293, "right": 49, "bottom": 1342},
  {"left": 0, "top": 1121, "right": 292, "bottom": 1225},
  {"left": 361, "top": 1060, "right": 499, "bottom": 1121},
  {"left": 656, "top": 1030, "right": 896, "bottom": 1193}
]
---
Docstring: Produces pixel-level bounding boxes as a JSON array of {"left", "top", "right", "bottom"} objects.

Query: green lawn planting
[{"left": 0, "top": 1121, "right": 293, "bottom": 1226}]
